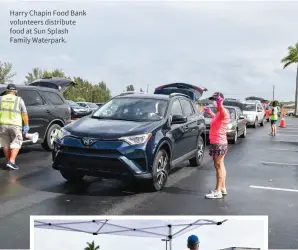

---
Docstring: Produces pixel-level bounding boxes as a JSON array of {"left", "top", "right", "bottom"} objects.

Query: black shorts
[
  {"left": 209, "top": 144, "right": 228, "bottom": 158},
  {"left": 271, "top": 120, "right": 277, "bottom": 125}
]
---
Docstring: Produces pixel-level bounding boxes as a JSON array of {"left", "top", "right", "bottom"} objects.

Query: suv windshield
[
  {"left": 243, "top": 104, "right": 256, "bottom": 111},
  {"left": 93, "top": 97, "right": 168, "bottom": 121}
]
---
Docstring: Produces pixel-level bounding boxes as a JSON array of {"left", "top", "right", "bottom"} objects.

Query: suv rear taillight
[
  {"left": 68, "top": 107, "right": 71, "bottom": 114},
  {"left": 155, "top": 85, "right": 164, "bottom": 91}
]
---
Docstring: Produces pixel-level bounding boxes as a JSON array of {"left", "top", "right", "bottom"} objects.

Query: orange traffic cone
[{"left": 279, "top": 117, "right": 286, "bottom": 128}]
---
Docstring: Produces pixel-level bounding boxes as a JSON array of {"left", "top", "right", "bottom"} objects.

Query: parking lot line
[
  {"left": 249, "top": 185, "right": 298, "bottom": 193},
  {"left": 268, "top": 148, "right": 298, "bottom": 152},
  {"left": 276, "top": 134, "right": 298, "bottom": 136},
  {"left": 260, "top": 161, "right": 298, "bottom": 166}
]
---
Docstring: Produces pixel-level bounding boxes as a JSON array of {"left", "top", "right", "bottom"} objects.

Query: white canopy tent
[{"left": 34, "top": 219, "right": 228, "bottom": 250}]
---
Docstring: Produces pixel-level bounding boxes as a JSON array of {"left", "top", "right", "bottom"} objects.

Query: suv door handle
[{"left": 46, "top": 110, "right": 50, "bottom": 113}]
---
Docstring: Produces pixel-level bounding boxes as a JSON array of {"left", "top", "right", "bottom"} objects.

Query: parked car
[
  {"left": 242, "top": 102, "right": 265, "bottom": 128},
  {"left": 52, "top": 93, "right": 206, "bottom": 192},
  {"left": 154, "top": 83, "right": 207, "bottom": 102},
  {"left": 0, "top": 85, "right": 71, "bottom": 151},
  {"left": 286, "top": 109, "right": 295, "bottom": 116},
  {"left": 203, "top": 106, "right": 247, "bottom": 144},
  {"left": 76, "top": 101, "right": 99, "bottom": 112},
  {"left": 66, "top": 100, "right": 91, "bottom": 119}
]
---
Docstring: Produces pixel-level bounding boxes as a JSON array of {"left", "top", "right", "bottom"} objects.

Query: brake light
[
  {"left": 68, "top": 107, "right": 71, "bottom": 114},
  {"left": 196, "top": 86, "right": 207, "bottom": 92},
  {"left": 155, "top": 85, "right": 164, "bottom": 91}
]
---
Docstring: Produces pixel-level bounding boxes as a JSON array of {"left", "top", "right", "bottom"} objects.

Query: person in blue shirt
[{"left": 187, "top": 235, "right": 199, "bottom": 250}]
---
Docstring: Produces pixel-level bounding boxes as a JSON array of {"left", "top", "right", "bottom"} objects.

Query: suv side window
[
  {"left": 43, "top": 91, "right": 64, "bottom": 105},
  {"left": 257, "top": 104, "right": 263, "bottom": 112},
  {"left": 180, "top": 99, "right": 194, "bottom": 116},
  {"left": 18, "top": 90, "right": 44, "bottom": 106},
  {"left": 229, "top": 109, "right": 236, "bottom": 119},
  {"left": 170, "top": 100, "right": 183, "bottom": 116}
]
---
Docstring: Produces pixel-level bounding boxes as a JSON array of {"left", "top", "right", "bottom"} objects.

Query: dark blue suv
[{"left": 52, "top": 91, "right": 206, "bottom": 191}]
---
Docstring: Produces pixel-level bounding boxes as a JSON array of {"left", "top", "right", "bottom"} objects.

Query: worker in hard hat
[{"left": 0, "top": 84, "right": 29, "bottom": 170}]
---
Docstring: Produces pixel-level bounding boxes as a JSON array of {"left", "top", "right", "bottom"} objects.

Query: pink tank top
[{"left": 209, "top": 106, "right": 230, "bottom": 145}]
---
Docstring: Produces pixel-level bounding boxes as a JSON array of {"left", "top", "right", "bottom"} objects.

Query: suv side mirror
[
  {"left": 171, "top": 115, "right": 187, "bottom": 124},
  {"left": 239, "top": 115, "right": 245, "bottom": 119}
]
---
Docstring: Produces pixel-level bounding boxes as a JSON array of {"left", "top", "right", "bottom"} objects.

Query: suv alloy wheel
[
  {"left": 148, "top": 149, "right": 170, "bottom": 192},
  {"left": 42, "top": 124, "right": 62, "bottom": 151}
]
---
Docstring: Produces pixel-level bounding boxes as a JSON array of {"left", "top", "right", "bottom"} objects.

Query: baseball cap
[
  {"left": 7, "top": 84, "right": 17, "bottom": 91},
  {"left": 187, "top": 235, "right": 200, "bottom": 245},
  {"left": 208, "top": 92, "right": 224, "bottom": 100}
]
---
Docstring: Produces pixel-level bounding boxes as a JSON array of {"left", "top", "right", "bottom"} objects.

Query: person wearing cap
[
  {"left": 203, "top": 92, "right": 230, "bottom": 199},
  {"left": 187, "top": 235, "right": 199, "bottom": 250},
  {"left": 0, "top": 84, "right": 29, "bottom": 170},
  {"left": 269, "top": 101, "right": 278, "bottom": 136}
]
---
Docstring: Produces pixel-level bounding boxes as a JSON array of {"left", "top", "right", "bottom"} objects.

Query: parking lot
[{"left": 0, "top": 118, "right": 298, "bottom": 249}]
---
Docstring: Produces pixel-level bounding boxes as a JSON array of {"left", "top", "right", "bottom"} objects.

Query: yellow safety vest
[{"left": 0, "top": 94, "right": 22, "bottom": 126}]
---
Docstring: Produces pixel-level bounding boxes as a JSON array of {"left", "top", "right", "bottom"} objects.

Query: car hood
[
  {"left": 65, "top": 117, "right": 162, "bottom": 139},
  {"left": 243, "top": 111, "right": 257, "bottom": 115}
]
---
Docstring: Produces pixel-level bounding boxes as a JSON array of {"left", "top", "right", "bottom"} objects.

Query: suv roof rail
[{"left": 169, "top": 93, "right": 190, "bottom": 99}]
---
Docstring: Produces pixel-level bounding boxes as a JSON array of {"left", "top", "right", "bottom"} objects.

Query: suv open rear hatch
[
  {"left": 154, "top": 83, "right": 207, "bottom": 101},
  {"left": 28, "top": 77, "right": 76, "bottom": 93}
]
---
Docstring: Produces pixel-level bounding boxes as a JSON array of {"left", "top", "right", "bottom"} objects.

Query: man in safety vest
[
  {"left": 187, "top": 235, "right": 199, "bottom": 250},
  {"left": 269, "top": 101, "right": 278, "bottom": 136},
  {"left": 0, "top": 84, "right": 29, "bottom": 170}
]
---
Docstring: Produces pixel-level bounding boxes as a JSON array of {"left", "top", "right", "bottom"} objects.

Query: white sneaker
[
  {"left": 205, "top": 190, "right": 223, "bottom": 199},
  {"left": 222, "top": 188, "right": 227, "bottom": 195}
]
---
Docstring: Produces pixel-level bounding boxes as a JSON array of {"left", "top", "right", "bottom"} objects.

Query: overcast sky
[
  {"left": 34, "top": 218, "right": 266, "bottom": 250},
  {"left": 0, "top": 1, "right": 298, "bottom": 101}
]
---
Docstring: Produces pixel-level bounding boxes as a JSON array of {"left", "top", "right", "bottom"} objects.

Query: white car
[
  {"left": 242, "top": 102, "right": 265, "bottom": 128},
  {"left": 287, "top": 110, "right": 295, "bottom": 116}
]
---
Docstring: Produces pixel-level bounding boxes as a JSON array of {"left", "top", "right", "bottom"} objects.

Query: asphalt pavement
[{"left": 1, "top": 118, "right": 298, "bottom": 249}]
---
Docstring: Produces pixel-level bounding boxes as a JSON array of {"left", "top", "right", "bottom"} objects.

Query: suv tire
[
  {"left": 229, "top": 129, "right": 238, "bottom": 144},
  {"left": 253, "top": 118, "right": 258, "bottom": 128},
  {"left": 60, "top": 170, "right": 85, "bottom": 182},
  {"left": 189, "top": 136, "right": 205, "bottom": 167},
  {"left": 42, "top": 123, "right": 62, "bottom": 151},
  {"left": 240, "top": 126, "right": 247, "bottom": 138},
  {"left": 147, "top": 149, "right": 169, "bottom": 192},
  {"left": 260, "top": 117, "right": 265, "bottom": 127}
]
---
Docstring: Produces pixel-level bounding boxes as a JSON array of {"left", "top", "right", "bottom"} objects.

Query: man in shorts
[
  {"left": 0, "top": 84, "right": 29, "bottom": 170},
  {"left": 269, "top": 101, "right": 278, "bottom": 136},
  {"left": 187, "top": 235, "right": 199, "bottom": 250}
]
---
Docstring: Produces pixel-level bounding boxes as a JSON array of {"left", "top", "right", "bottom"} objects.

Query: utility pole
[
  {"left": 273, "top": 85, "right": 275, "bottom": 101},
  {"left": 147, "top": 84, "right": 149, "bottom": 93}
]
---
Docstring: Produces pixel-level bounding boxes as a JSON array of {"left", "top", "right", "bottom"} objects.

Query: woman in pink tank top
[{"left": 203, "top": 92, "right": 230, "bottom": 199}]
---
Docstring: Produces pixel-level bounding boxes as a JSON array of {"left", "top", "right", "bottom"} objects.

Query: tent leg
[{"left": 168, "top": 224, "right": 172, "bottom": 250}]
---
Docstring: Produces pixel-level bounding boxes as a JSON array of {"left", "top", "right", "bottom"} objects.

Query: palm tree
[
  {"left": 84, "top": 241, "right": 100, "bottom": 250},
  {"left": 281, "top": 42, "right": 298, "bottom": 116}
]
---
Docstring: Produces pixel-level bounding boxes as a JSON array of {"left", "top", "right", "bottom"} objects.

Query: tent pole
[{"left": 168, "top": 225, "right": 172, "bottom": 250}]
